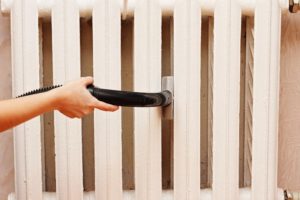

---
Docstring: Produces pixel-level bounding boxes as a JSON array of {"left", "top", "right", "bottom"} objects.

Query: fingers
[
  {"left": 80, "top": 76, "right": 94, "bottom": 86},
  {"left": 92, "top": 99, "right": 119, "bottom": 112},
  {"left": 60, "top": 108, "right": 94, "bottom": 119}
]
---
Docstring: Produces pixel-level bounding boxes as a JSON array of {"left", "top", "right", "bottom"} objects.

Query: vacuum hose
[{"left": 17, "top": 85, "right": 172, "bottom": 107}]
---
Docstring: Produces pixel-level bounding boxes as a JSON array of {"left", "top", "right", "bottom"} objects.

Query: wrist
[{"left": 48, "top": 88, "right": 64, "bottom": 111}]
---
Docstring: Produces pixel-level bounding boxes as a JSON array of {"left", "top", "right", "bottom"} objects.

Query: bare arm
[{"left": 0, "top": 77, "right": 118, "bottom": 132}]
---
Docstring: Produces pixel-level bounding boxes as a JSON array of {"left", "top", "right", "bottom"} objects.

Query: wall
[
  {"left": 0, "top": 13, "right": 14, "bottom": 200},
  {"left": 278, "top": 12, "right": 300, "bottom": 190}
]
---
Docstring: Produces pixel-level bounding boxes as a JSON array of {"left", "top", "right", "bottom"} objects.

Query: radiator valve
[{"left": 290, "top": 0, "right": 300, "bottom": 13}]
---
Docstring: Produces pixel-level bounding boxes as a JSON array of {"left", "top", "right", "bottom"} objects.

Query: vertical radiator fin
[
  {"left": 52, "top": 0, "right": 83, "bottom": 199},
  {"left": 93, "top": 0, "right": 123, "bottom": 199},
  {"left": 11, "top": 0, "right": 43, "bottom": 199},
  {"left": 134, "top": 0, "right": 162, "bottom": 199},
  {"left": 251, "top": 0, "right": 281, "bottom": 199},
  {"left": 174, "top": 0, "right": 201, "bottom": 199},
  {"left": 212, "top": 0, "right": 241, "bottom": 199}
]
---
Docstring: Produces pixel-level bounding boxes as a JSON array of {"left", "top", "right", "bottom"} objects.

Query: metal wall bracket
[{"left": 162, "top": 76, "right": 174, "bottom": 120}]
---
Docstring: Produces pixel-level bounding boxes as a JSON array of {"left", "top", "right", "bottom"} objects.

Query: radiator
[{"left": 3, "top": 0, "right": 288, "bottom": 199}]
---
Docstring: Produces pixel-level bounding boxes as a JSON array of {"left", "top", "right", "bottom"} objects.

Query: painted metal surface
[
  {"left": 251, "top": 0, "right": 282, "bottom": 199},
  {"left": 52, "top": 0, "right": 83, "bottom": 199},
  {"left": 1, "top": 0, "right": 289, "bottom": 17},
  {"left": 11, "top": 0, "right": 43, "bottom": 199},
  {"left": 212, "top": 0, "right": 241, "bottom": 199},
  {"left": 173, "top": 0, "right": 201, "bottom": 199},
  {"left": 8, "top": 0, "right": 287, "bottom": 199},
  {"left": 93, "top": 0, "right": 122, "bottom": 199},
  {"left": 134, "top": 0, "right": 162, "bottom": 199}
]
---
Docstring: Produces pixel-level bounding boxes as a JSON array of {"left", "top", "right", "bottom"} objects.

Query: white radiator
[{"left": 3, "top": 0, "right": 288, "bottom": 199}]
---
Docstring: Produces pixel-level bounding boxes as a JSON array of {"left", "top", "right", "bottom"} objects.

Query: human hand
[{"left": 51, "top": 77, "right": 119, "bottom": 118}]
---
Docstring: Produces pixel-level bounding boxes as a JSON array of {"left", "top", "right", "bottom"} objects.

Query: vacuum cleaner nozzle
[{"left": 17, "top": 76, "right": 174, "bottom": 117}]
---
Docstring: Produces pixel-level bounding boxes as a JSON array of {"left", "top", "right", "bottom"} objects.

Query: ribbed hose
[
  {"left": 17, "top": 85, "right": 62, "bottom": 98},
  {"left": 17, "top": 84, "right": 172, "bottom": 107}
]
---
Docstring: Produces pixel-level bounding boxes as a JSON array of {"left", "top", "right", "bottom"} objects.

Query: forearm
[
  {"left": 0, "top": 77, "right": 118, "bottom": 133},
  {"left": 0, "top": 90, "right": 59, "bottom": 132}
]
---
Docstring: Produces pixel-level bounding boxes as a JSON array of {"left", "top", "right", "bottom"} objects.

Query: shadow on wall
[{"left": 0, "top": 13, "right": 15, "bottom": 200}]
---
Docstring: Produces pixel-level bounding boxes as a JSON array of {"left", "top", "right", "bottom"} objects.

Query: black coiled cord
[{"left": 17, "top": 85, "right": 172, "bottom": 107}]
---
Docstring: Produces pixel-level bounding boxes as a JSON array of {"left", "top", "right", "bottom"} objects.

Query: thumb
[{"left": 93, "top": 99, "right": 119, "bottom": 112}]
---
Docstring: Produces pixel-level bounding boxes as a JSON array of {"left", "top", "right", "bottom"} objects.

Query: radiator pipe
[
  {"left": 1, "top": 0, "right": 288, "bottom": 17},
  {"left": 8, "top": 188, "right": 285, "bottom": 200}
]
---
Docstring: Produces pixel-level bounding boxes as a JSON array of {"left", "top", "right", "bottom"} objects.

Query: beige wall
[
  {"left": 0, "top": 13, "right": 14, "bottom": 200},
  {"left": 278, "top": 13, "right": 300, "bottom": 190}
]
